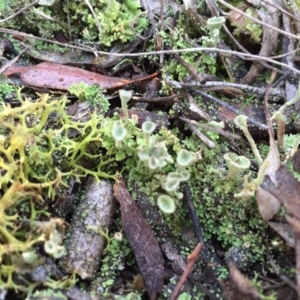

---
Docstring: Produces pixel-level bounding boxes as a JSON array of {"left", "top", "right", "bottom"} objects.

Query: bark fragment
[{"left": 60, "top": 179, "right": 115, "bottom": 279}]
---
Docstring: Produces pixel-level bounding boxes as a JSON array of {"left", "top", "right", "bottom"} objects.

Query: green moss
[
  {"left": 1, "top": 0, "right": 148, "bottom": 46},
  {"left": 91, "top": 238, "right": 133, "bottom": 296},
  {"left": 189, "top": 143, "right": 268, "bottom": 263}
]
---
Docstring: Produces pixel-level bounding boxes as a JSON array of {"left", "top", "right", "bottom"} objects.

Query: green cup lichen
[
  {"left": 119, "top": 89, "right": 132, "bottom": 120},
  {"left": 224, "top": 152, "right": 251, "bottom": 179},
  {"left": 157, "top": 195, "right": 176, "bottom": 214}
]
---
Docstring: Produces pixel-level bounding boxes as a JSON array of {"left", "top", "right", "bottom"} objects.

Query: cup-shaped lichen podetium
[
  {"left": 224, "top": 152, "right": 251, "bottom": 179},
  {"left": 176, "top": 149, "right": 196, "bottom": 168},
  {"left": 119, "top": 89, "right": 132, "bottom": 120},
  {"left": 157, "top": 194, "right": 176, "bottom": 214},
  {"left": 112, "top": 120, "right": 127, "bottom": 148},
  {"left": 142, "top": 121, "right": 156, "bottom": 150},
  {"left": 234, "top": 115, "right": 263, "bottom": 165},
  {"left": 207, "top": 16, "right": 225, "bottom": 36}
]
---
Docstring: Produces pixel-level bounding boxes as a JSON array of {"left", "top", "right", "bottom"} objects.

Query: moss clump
[
  {"left": 1, "top": 0, "right": 148, "bottom": 46},
  {"left": 189, "top": 142, "right": 268, "bottom": 263}
]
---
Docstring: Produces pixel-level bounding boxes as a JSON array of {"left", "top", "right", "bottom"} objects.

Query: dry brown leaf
[
  {"left": 224, "top": 261, "right": 261, "bottom": 300},
  {"left": 291, "top": 149, "right": 300, "bottom": 174},
  {"left": 3, "top": 62, "right": 158, "bottom": 90},
  {"left": 261, "top": 166, "right": 300, "bottom": 220},
  {"left": 268, "top": 221, "right": 295, "bottom": 248},
  {"left": 256, "top": 72, "right": 281, "bottom": 221},
  {"left": 113, "top": 178, "right": 164, "bottom": 300}
]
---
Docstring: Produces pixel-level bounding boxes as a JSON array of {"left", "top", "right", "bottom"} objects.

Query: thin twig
[
  {"left": 0, "top": 0, "right": 39, "bottom": 23},
  {"left": 270, "top": 48, "right": 300, "bottom": 60},
  {"left": 260, "top": 0, "right": 300, "bottom": 24},
  {"left": 267, "top": 253, "right": 297, "bottom": 292},
  {"left": 180, "top": 117, "right": 242, "bottom": 140},
  {"left": 180, "top": 80, "right": 283, "bottom": 98},
  {"left": 132, "top": 93, "right": 187, "bottom": 104},
  {"left": 183, "top": 183, "right": 209, "bottom": 262},
  {"left": 1, "top": 27, "right": 300, "bottom": 75},
  {"left": 167, "top": 46, "right": 206, "bottom": 83},
  {"left": 180, "top": 117, "right": 216, "bottom": 148},
  {"left": 170, "top": 243, "right": 202, "bottom": 300},
  {"left": 217, "top": 0, "right": 300, "bottom": 42},
  {"left": 84, "top": 0, "right": 101, "bottom": 37},
  {"left": 221, "top": 25, "right": 283, "bottom": 75},
  {"left": 182, "top": 88, "right": 269, "bottom": 130},
  {"left": 66, "top": 0, "right": 72, "bottom": 41},
  {"left": 0, "top": 47, "right": 27, "bottom": 74}
]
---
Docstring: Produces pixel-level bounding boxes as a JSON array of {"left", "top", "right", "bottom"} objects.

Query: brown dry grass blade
[
  {"left": 3, "top": 62, "right": 158, "bottom": 90},
  {"left": 113, "top": 178, "right": 164, "bottom": 300},
  {"left": 224, "top": 261, "right": 261, "bottom": 300}
]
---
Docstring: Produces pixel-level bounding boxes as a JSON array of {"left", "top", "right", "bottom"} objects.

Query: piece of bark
[
  {"left": 113, "top": 178, "right": 164, "bottom": 300},
  {"left": 60, "top": 179, "right": 115, "bottom": 279}
]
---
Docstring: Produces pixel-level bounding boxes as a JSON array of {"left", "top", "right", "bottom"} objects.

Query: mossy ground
[{"left": 0, "top": 1, "right": 295, "bottom": 299}]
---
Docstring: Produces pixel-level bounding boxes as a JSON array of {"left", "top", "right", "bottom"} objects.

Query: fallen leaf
[
  {"left": 291, "top": 149, "right": 300, "bottom": 174},
  {"left": 256, "top": 71, "right": 281, "bottom": 221},
  {"left": 261, "top": 166, "right": 300, "bottom": 220},
  {"left": 113, "top": 178, "right": 164, "bottom": 300},
  {"left": 3, "top": 62, "right": 158, "bottom": 90},
  {"left": 224, "top": 261, "right": 261, "bottom": 300},
  {"left": 268, "top": 221, "right": 295, "bottom": 248}
]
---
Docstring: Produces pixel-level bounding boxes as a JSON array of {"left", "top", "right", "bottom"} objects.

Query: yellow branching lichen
[{"left": 0, "top": 92, "right": 115, "bottom": 294}]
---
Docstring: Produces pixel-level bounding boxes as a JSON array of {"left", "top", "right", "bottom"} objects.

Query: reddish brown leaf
[
  {"left": 113, "top": 178, "right": 164, "bottom": 300},
  {"left": 3, "top": 62, "right": 158, "bottom": 90}
]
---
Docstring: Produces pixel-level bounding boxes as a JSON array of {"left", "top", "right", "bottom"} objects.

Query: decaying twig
[
  {"left": 180, "top": 117, "right": 216, "bottom": 148},
  {"left": 1, "top": 28, "right": 300, "bottom": 75},
  {"left": 267, "top": 251, "right": 297, "bottom": 292},
  {"left": 188, "top": 88, "right": 268, "bottom": 130},
  {"left": 180, "top": 81, "right": 283, "bottom": 99},
  {"left": 170, "top": 243, "right": 202, "bottom": 300},
  {"left": 179, "top": 116, "right": 241, "bottom": 141},
  {"left": 183, "top": 183, "right": 208, "bottom": 262},
  {"left": 60, "top": 179, "right": 115, "bottom": 279},
  {"left": 0, "top": 46, "right": 27, "bottom": 74}
]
